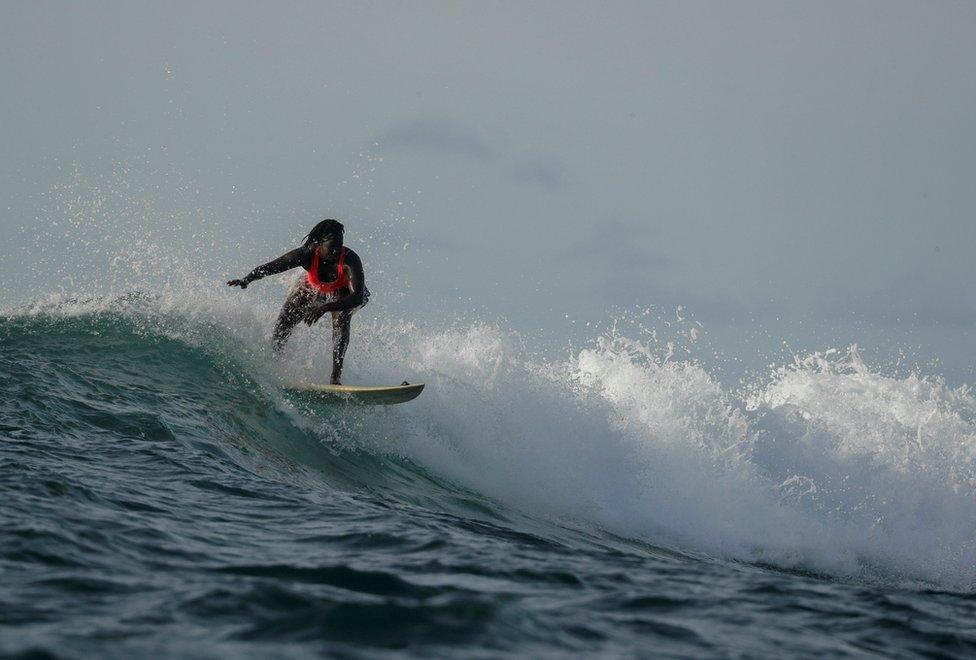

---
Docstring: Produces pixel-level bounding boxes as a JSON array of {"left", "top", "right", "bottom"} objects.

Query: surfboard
[{"left": 283, "top": 382, "right": 425, "bottom": 405}]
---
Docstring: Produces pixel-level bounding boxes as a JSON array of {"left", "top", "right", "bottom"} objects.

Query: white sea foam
[{"left": 350, "top": 323, "right": 976, "bottom": 591}]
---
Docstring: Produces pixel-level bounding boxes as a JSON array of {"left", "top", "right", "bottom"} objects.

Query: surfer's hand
[{"left": 227, "top": 279, "right": 248, "bottom": 289}]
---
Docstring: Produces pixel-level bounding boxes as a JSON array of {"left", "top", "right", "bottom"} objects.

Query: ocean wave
[{"left": 3, "top": 293, "right": 974, "bottom": 591}]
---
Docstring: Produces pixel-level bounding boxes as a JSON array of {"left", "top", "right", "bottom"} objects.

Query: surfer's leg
[
  {"left": 330, "top": 310, "right": 352, "bottom": 384},
  {"left": 272, "top": 285, "right": 314, "bottom": 351}
]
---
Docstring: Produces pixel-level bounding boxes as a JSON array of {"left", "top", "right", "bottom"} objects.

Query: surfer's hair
[{"left": 303, "top": 219, "right": 344, "bottom": 246}]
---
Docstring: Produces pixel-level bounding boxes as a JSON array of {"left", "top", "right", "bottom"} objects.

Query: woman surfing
[{"left": 227, "top": 219, "right": 369, "bottom": 385}]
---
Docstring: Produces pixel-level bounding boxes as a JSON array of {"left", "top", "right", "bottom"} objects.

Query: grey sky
[{"left": 2, "top": 1, "right": 974, "bottom": 381}]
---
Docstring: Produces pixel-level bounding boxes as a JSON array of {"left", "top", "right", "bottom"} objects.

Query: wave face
[{"left": 2, "top": 293, "right": 975, "bottom": 657}]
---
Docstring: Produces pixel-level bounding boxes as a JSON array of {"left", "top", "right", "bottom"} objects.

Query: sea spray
[
  {"left": 748, "top": 347, "right": 976, "bottom": 586},
  {"left": 372, "top": 324, "right": 976, "bottom": 589}
]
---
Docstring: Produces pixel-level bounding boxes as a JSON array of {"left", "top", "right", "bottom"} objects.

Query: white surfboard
[{"left": 284, "top": 382, "right": 425, "bottom": 405}]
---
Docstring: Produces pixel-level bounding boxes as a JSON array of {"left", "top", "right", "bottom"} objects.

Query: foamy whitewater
[{"left": 4, "top": 275, "right": 976, "bottom": 656}]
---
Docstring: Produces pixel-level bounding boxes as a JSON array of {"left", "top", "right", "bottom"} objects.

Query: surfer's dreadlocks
[{"left": 303, "top": 219, "right": 344, "bottom": 247}]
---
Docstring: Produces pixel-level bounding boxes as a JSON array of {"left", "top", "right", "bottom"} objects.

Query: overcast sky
[{"left": 2, "top": 1, "right": 974, "bottom": 382}]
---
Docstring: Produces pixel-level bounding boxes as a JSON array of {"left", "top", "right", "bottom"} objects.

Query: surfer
[{"left": 227, "top": 219, "right": 369, "bottom": 385}]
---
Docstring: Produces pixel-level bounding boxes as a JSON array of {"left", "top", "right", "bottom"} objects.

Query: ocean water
[{"left": 2, "top": 293, "right": 975, "bottom": 658}]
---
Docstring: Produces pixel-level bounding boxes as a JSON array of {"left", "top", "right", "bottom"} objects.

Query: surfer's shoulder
[
  {"left": 292, "top": 244, "right": 314, "bottom": 262},
  {"left": 343, "top": 247, "right": 364, "bottom": 267}
]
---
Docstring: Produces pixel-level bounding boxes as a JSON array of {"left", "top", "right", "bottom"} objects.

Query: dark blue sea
[{"left": 2, "top": 296, "right": 975, "bottom": 658}]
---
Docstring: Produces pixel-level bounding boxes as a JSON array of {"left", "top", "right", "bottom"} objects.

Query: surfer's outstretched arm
[{"left": 228, "top": 248, "right": 307, "bottom": 289}]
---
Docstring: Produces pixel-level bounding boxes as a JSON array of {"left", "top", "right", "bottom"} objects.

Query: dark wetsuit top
[{"left": 245, "top": 245, "right": 370, "bottom": 304}]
